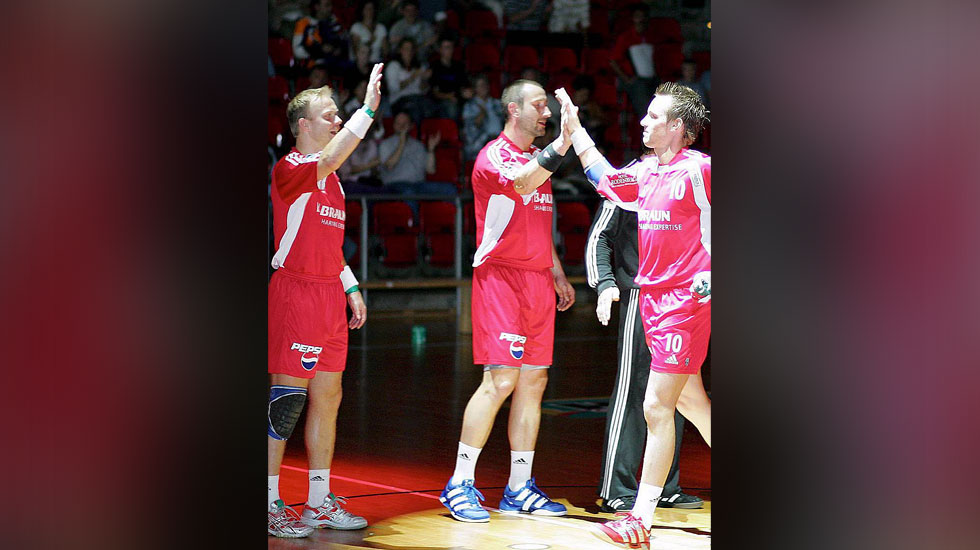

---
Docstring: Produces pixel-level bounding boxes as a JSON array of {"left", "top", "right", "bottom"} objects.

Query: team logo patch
[
  {"left": 499, "top": 332, "right": 527, "bottom": 360},
  {"left": 291, "top": 342, "right": 323, "bottom": 371},
  {"left": 607, "top": 172, "right": 637, "bottom": 187}
]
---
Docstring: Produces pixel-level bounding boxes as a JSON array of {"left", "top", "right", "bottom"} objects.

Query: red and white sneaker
[{"left": 594, "top": 512, "right": 650, "bottom": 548}]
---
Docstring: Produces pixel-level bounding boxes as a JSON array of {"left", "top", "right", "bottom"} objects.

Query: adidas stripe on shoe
[{"left": 440, "top": 478, "right": 490, "bottom": 522}]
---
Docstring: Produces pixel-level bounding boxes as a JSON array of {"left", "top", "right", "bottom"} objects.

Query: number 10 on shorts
[{"left": 664, "top": 334, "right": 683, "bottom": 353}]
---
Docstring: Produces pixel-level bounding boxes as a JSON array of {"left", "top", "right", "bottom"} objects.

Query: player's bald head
[
  {"left": 501, "top": 79, "right": 544, "bottom": 115},
  {"left": 287, "top": 86, "right": 333, "bottom": 137}
]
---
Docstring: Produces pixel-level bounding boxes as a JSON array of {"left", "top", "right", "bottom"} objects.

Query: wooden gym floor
[{"left": 271, "top": 305, "right": 711, "bottom": 549}]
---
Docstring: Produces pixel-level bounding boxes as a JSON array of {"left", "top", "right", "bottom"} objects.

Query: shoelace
[
  {"left": 270, "top": 505, "right": 303, "bottom": 530},
  {"left": 461, "top": 482, "right": 486, "bottom": 505}
]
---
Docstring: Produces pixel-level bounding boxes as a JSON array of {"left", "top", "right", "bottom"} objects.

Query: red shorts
[
  {"left": 268, "top": 269, "right": 348, "bottom": 377},
  {"left": 471, "top": 262, "right": 555, "bottom": 367},
  {"left": 639, "top": 285, "right": 710, "bottom": 375}
]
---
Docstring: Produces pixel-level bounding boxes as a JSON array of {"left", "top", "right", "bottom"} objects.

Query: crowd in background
[{"left": 269, "top": 0, "right": 711, "bottom": 195}]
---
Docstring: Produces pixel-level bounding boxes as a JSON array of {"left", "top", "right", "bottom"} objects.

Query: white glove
[
  {"left": 691, "top": 271, "right": 711, "bottom": 303},
  {"left": 596, "top": 286, "right": 620, "bottom": 326}
]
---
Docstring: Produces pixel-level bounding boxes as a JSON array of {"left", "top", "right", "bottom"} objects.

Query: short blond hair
[
  {"left": 655, "top": 82, "right": 709, "bottom": 146},
  {"left": 286, "top": 86, "right": 333, "bottom": 137}
]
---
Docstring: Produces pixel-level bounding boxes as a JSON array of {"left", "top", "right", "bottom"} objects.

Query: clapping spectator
[
  {"left": 461, "top": 74, "right": 504, "bottom": 161},
  {"left": 349, "top": 1, "right": 388, "bottom": 63},
  {"left": 379, "top": 111, "right": 456, "bottom": 216},
  {"left": 385, "top": 38, "right": 433, "bottom": 122}
]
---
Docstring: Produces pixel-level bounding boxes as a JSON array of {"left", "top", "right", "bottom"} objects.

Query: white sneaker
[
  {"left": 268, "top": 499, "right": 313, "bottom": 538},
  {"left": 301, "top": 493, "right": 368, "bottom": 530}
]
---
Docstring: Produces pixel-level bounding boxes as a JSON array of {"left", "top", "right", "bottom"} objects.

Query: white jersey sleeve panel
[
  {"left": 472, "top": 194, "right": 516, "bottom": 267},
  {"left": 271, "top": 192, "right": 312, "bottom": 269}
]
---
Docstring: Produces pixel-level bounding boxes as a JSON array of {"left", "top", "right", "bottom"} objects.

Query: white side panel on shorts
[
  {"left": 271, "top": 192, "right": 312, "bottom": 269},
  {"left": 472, "top": 194, "right": 515, "bottom": 267}
]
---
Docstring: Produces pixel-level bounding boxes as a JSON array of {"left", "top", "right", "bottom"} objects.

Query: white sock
[
  {"left": 268, "top": 475, "right": 280, "bottom": 508},
  {"left": 508, "top": 450, "right": 535, "bottom": 491},
  {"left": 632, "top": 482, "right": 664, "bottom": 529},
  {"left": 307, "top": 469, "right": 331, "bottom": 506},
  {"left": 451, "top": 442, "right": 482, "bottom": 484}
]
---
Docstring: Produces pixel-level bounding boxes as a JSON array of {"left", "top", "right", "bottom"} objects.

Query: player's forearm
[
  {"left": 319, "top": 106, "right": 378, "bottom": 175},
  {"left": 551, "top": 245, "right": 566, "bottom": 278},
  {"left": 513, "top": 137, "right": 571, "bottom": 195}
]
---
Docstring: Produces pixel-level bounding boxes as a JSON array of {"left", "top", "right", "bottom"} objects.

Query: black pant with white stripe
[{"left": 598, "top": 287, "right": 685, "bottom": 506}]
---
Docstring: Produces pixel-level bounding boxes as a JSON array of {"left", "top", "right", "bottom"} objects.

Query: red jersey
[
  {"left": 270, "top": 148, "right": 347, "bottom": 278},
  {"left": 470, "top": 133, "right": 555, "bottom": 271},
  {"left": 595, "top": 148, "right": 710, "bottom": 289}
]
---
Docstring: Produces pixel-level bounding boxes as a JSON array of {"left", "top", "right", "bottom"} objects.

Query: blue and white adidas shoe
[
  {"left": 499, "top": 478, "right": 567, "bottom": 516},
  {"left": 440, "top": 478, "right": 491, "bottom": 522}
]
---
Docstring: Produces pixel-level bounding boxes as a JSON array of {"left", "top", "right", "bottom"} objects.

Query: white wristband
[
  {"left": 339, "top": 265, "right": 359, "bottom": 292},
  {"left": 570, "top": 127, "right": 596, "bottom": 155},
  {"left": 345, "top": 108, "right": 373, "bottom": 140}
]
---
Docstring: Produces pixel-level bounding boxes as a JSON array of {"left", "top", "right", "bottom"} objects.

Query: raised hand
[
  {"left": 555, "top": 87, "right": 582, "bottom": 138},
  {"left": 364, "top": 63, "right": 384, "bottom": 112},
  {"left": 427, "top": 130, "right": 442, "bottom": 151}
]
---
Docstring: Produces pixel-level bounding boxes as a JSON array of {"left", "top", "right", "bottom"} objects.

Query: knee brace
[{"left": 268, "top": 385, "right": 307, "bottom": 440}]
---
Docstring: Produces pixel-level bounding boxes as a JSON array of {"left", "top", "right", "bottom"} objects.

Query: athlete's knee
[
  {"left": 642, "top": 394, "right": 675, "bottom": 428},
  {"left": 268, "top": 385, "right": 307, "bottom": 440},
  {"left": 517, "top": 368, "right": 548, "bottom": 395},
  {"left": 308, "top": 383, "right": 343, "bottom": 411},
  {"left": 483, "top": 368, "right": 518, "bottom": 400}
]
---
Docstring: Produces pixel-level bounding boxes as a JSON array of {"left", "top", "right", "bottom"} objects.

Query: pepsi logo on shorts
[
  {"left": 291, "top": 342, "right": 323, "bottom": 371},
  {"left": 498, "top": 332, "right": 527, "bottom": 360}
]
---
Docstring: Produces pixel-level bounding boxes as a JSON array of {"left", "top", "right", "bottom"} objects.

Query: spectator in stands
[
  {"left": 571, "top": 74, "right": 608, "bottom": 140},
  {"left": 344, "top": 43, "right": 374, "bottom": 92},
  {"left": 308, "top": 64, "right": 329, "bottom": 88},
  {"left": 349, "top": 1, "right": 388, "bottom": 63},
  {"left": 429, "top": 36, "right": 467, "bottom": 119},
  {"left": 546, "top": 0, "right": 589, "bottom": 33},
  {"left": 679, "top": 59, "right": 709, "bottom": 107},
  {"left": 388, "top": 1, "right": 436, "bottom": 62},
  {"left": 377, "top": 0, "right": 402, "bottom": 28},
  {"left": 379, "top": 111, "right": 456, "bottom": 205},
  {"left": 461, "top": 74, "right": 504, "bottom": 161},
  {"left": 385, "top": 37, "right": 433, "bottom": 123},
  {"left": 293, "top": 0, "right": 349, "bottom": 73},
  {"left": 504, "top": 0, "right": 547, "bottom": 32},
  {"left": 610, "top": 4, "right": 659, "bottom": 118}
]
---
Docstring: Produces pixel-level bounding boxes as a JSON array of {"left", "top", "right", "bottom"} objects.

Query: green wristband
[
  {"left": 362, "top": 105, "right": 375, "bottom": 118},
  {"left": 345, "top": 285, "right": 360, "bottom": 295}
]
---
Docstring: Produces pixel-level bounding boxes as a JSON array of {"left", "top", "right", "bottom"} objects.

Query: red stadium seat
[
  {"left": 420, "top": 201, "right": 457, "bottom": 268},
  {"left": 268, "top": 75, "right": 290, "bottom": 104},
  {"left": 462, "top": 10, "right": 502, "bottom": 40},
  {"left": 654, "top": 43, "right": 685, "bottom": 81},
  {"left": 583, "top": 48, "right": 614, "bottom": 79},
  {"left": 268, "top": 111, "right": 286, "bottom": 147},
  {"left": 692, "top": 50, "right": 711, "bottom": 77},
  {"left": 589, "top": 7, "right": 611, "bottom": 39},
  {"left": 445, "top": 9, "right": 460, "bottom": 31},
  {"left": 268, "top": 37, "right": 294, "bottom": 73},
  {"left": 420, "top": 118, "right": 461, "bottom": 147},
  {"left": 465, "top": 42, "right": 501, "bottom": 73},
  {"left": 504, "top": 45, "right": 540, "bottom": 77},
  {"left": 542, "top": 47, "right": 578, "bottom": 74},
  {"left": 593, "top": 81, "right": 620, "bottom": 109},
  {"left": 557, "top": 202, "right": 592, "bottom": 266},
  {"left": 649, "top": 17, "right": 683, "bottom": 44},
  {"left": 427, "top": 146, "right": 461, "bottom": 186},
  {"left": 372, "top": 202, "right": 419, "bottom": 268}
]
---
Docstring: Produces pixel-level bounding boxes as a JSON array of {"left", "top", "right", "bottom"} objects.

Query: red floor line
[{"left": 280, "top": 464, "right": 442, "bottom": 501}]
